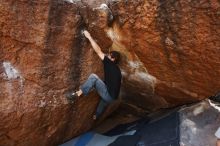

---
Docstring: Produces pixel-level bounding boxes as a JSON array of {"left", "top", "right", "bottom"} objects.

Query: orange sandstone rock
[{"left": 0, "top": 0, "right": 219, "bottom": 145}]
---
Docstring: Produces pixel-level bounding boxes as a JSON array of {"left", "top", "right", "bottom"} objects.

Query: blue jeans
[{"left": 80, "top": 73, "right": 114, "bottom": 117}]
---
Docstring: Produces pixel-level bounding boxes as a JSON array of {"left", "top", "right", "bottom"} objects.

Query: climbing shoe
[
  {"left": 93, "top": 115, "right": 97, "bottom": 120},
  {"left": 65, "top": 91, "right": 78, "bottom": 100}
]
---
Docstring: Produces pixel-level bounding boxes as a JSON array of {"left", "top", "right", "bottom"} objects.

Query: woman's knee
[{"left": 89, "top": 73, "right": 98, "bottom": 79}]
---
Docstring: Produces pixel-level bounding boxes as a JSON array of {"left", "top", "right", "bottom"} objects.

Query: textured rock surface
[
  {"left": 180, "top": 100, "right": 220, "bottom": 146},
  {"left": 108, "top": 0, "right": 220, "bottom": 109},
  {"left": 0, "top": 0, "right": 220, "bottom": 145}
]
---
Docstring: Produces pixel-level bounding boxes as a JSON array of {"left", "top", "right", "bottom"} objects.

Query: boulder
[{"left": 0, "top": 0, "right": 219, "bottom": 145}]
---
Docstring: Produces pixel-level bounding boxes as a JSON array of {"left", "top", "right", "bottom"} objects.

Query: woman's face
[{"left": 107, "top": 53, "right": 115, "bottom": 62}]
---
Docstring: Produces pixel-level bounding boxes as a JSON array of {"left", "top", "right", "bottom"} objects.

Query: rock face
[
  {"left": 0, "top": 0, "right": 219, "bottom": 145},
  {"left": 109, "top": 0, "right": 220, "bottom": 109},
  {"left": 180, "top": 100, "right": 220, "bottom": 146}
]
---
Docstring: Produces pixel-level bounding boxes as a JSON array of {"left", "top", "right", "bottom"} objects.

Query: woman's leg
[{"left": 80, "top": 73, "right": 113, "bottom": 103}]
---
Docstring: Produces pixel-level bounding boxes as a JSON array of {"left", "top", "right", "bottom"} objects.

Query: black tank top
[{"left": 103, "top": 56, "right": 122, "bottom": 99}]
